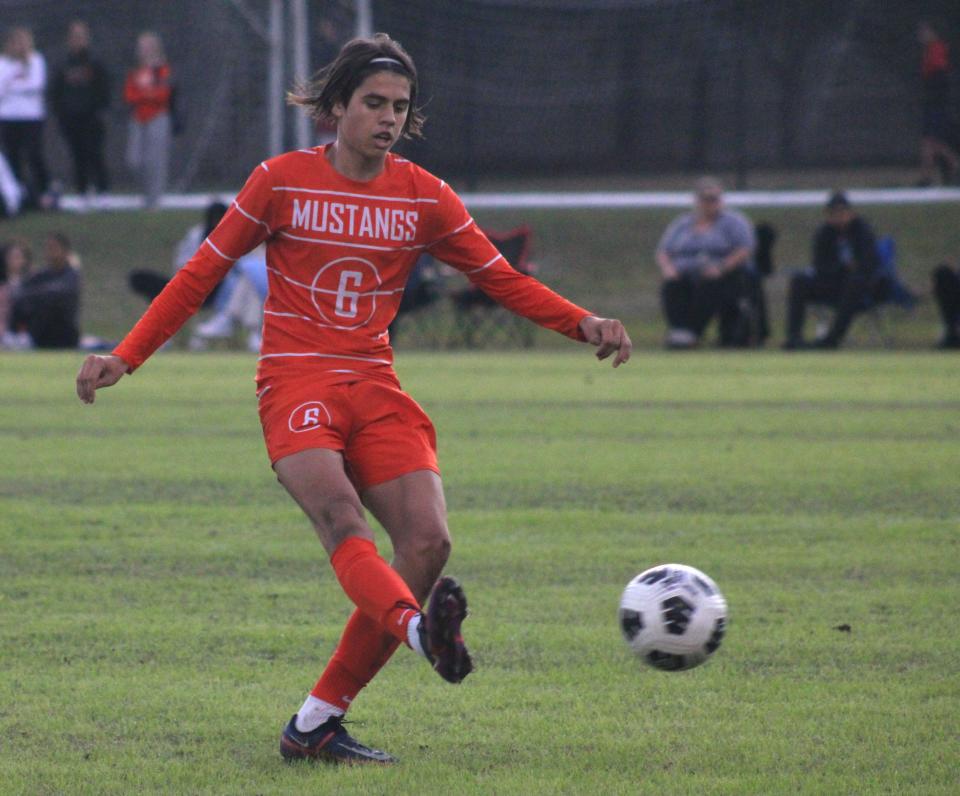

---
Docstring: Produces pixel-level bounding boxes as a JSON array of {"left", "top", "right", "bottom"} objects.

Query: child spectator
[
  {"left": 0, "top": 237, "right": 32, "bottom": 346},
  {"left": 124, "top": 32, "right": 173, "bottom": 208}
]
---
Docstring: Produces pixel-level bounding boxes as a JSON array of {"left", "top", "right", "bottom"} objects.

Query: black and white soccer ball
[{"left": 618, "top": 564, "right": 727, "bottom": 671}]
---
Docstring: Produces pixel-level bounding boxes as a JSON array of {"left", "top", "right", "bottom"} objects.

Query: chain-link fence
[{"left": 5, "top": 0, "right": 960, "bottom": 191}]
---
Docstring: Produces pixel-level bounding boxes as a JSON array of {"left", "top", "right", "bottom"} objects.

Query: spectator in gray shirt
[{"left": 656, "top": 177, "right": 755, "bottom": 348}]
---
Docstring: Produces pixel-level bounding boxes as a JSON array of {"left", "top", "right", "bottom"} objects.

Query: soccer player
[{"left": 75, "top": 33, "right": 631, "bottom": 764}]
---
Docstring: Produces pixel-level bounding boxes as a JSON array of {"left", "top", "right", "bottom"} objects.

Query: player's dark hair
[{"left": 288, "top": 32, "right": 425, "bottom": 139}]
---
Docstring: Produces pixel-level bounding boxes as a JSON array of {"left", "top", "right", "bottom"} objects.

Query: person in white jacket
[{"left": 0, "top": 27, "right": 51, "bottom": 208}]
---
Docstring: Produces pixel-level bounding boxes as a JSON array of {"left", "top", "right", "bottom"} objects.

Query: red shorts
[{"left": 257, "top": 377, "right": 439, "bottom": 491}]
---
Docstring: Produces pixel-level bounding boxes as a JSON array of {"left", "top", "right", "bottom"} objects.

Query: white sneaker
[
  {"left": 665, "top": 328, "right": 698, "bottom": 349},
  {"left": 246, "top": 331, "right": 262, "bottom": 352},
  {"left": 1, "top": 331, "right": 34, "bottom": 350}
]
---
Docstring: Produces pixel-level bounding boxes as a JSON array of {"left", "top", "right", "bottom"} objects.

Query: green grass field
[{"left": 1, "top": 350, "right": 958, "bottom": 794}]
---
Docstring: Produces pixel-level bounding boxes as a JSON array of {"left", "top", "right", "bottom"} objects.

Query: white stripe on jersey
[
  {"left": 204, "top": 238, "right": 238, "bottom": 261},
  {"left": 277, "top": 230, "right": 427, "bottom": 253},
  {"left": 464, "top": 253, "right": 504, "bottom": 274},
  {"left": 272, "top": 187, "right": 439, "bottom": 204},
  {"left": 233, "top": 200, "right": 272, "bottom": 233},
  {"left": 424, "top": 216, "right": 475, "bottom": 249},
  {"left": 258, "top": 352, "right": 393, "bottom": 365}
]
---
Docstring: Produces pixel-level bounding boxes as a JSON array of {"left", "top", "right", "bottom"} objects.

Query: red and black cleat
[
  {"left": 280, "top": 714, "right": 397, "bottom": 764},
  {"left": 419, "top": 576, "right": 473, "bottom": 684}
]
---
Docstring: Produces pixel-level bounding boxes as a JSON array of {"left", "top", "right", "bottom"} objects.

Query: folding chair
[{"left": 450, "top": 225, "right": 537, "bottom": 348}]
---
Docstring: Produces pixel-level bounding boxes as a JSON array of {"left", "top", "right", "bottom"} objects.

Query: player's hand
[
  {"left": 76, "top": 354, "right": 129, "bottom": 404},
  {"left": 580, "top": 315, "right": 632, "bottom": 368}
]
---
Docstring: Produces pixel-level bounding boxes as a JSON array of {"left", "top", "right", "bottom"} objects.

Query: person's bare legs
[
  {"left": 362, "top": 469, "right": 451, "bottom": 602},
  {"left": 275, "top": 451, "right": 470, "bottom": 763},
  {"left": 274, "top": 448, "right": 375, "bottom": 554}
]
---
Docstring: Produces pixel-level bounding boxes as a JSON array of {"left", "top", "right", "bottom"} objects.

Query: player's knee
[{"left": 401, "top": 523, "right": 451, "bottom": 571}]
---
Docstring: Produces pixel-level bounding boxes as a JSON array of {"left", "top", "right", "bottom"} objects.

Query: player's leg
[
  {"left": 363, "top": 469, "right": 450, "bottom": 600},
  {"left": 296, "top": 469, "right": 470, "bottom": 724},
  {"left": 300, "top": 471, "right": 450, "bottom": 727},
  {"left": 274, "top": 448, "right": 422, "bottom": 636},
  {"left": 343, "top": 381, "right": 472, "bottom": 684},
  {"left": 274, "top": 448, "right": 421, "bottom": 764},
  {"left": 363, "top": 470, "right": 472, "bottom": 684}
]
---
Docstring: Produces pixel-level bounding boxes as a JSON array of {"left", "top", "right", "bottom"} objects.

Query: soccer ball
[{"left": 618, "top": 564, "right": 727, "bottom": 671}]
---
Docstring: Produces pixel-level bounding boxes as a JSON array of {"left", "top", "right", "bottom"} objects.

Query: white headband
[{"left": 369, "top": 56, "right": 406, "bottom": 69}]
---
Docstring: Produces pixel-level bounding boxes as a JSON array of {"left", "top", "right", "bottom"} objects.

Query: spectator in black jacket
[
  {"left": 11, "top": 232, "right": 80, "bottom": 348},
  {"left": 49, "top": 21, "right": 110, "bottom": 197},
  {"left": 783, "top": 192, "right": 885, "bottom": 350}
]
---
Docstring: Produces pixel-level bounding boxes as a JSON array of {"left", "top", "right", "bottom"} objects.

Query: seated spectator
[
  {"left": 783, "top": 192, "right": 886, "bottom": 350},
  {"left": 0, "top": 237, "right": 32, "bottom": 346},
  {"left": 10, "top": 232, "right": 80, "bottom": 348},
  {"left": 188, "top": 245, "right": 267, "bottom": 352},
  {"left": 656, "top": 177, "right": 755, "bottom": 348},
  {"left": 932, "top": 260, "right": 960, "bottom": 349},
  {"left": 129, "top": 200, "right": 229, "bottom": 306}
]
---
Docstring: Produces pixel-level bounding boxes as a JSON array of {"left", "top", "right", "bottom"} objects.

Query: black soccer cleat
[
  {"left": 419, "top": 575, "right": 473, "bottom": 684},
  {"left": 280, "top": 714, "right": 397, "bottom": 765}
]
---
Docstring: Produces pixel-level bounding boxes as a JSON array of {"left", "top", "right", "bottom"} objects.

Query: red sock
[
  {"left": 329, "top": 536, "right": 420, "bottom": 644},
  {"left": 309, "top": 609, "right": 401, "bottom": 711}
]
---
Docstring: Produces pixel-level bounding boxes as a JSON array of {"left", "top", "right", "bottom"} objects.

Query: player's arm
[{"left": 75, "top": 163, "right": 277, "bottom": 403}]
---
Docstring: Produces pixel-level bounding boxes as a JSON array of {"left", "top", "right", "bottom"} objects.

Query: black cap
[{"left": 826, "top": 191, "right": 851, "bottom": 209}]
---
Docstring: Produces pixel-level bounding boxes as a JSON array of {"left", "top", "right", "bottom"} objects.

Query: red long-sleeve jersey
[{"left": 114, "top": 146, "right": 591, "bottom": 386}]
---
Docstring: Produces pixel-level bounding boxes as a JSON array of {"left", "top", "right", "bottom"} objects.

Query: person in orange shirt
[
  {"left": 123, "top": 31, "right": 172, "bottom": 208},
  {"left": 77, "top": 33, "right": 631, "bottom": 764},
  {"left": 917, "top": 20, "right": 959, "bottom": 185}
]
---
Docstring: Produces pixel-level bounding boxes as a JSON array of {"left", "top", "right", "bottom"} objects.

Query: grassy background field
[
  {"left": 1, "top": 350, "right": 958, "bottom": 794},
  {"left": 2, "top": 201, "right": 958, "bottom": 350}
]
